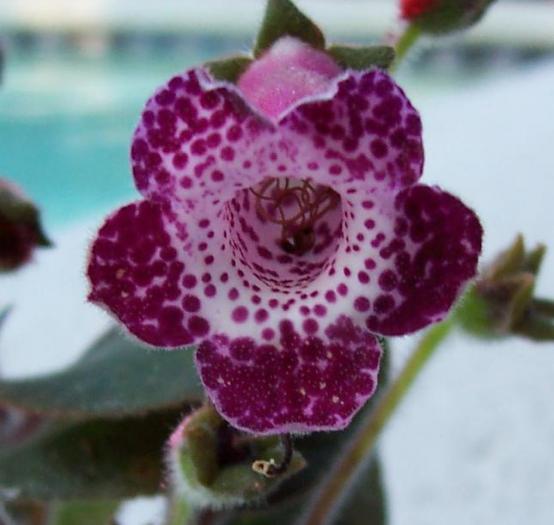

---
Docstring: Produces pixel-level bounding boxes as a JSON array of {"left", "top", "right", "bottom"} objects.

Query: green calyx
[
  {"left": 457, "top": 235, "right": 554, "bottom": 341},
  {"left": 206, "top": 0, "right": 394, "bottom": 83},
  {"left": 254, "top": 0, "right": 326, "bottom": 57},
  {"left": 206, "top": 56, "right": 253, "bottom": 83},
  {"left": 169, "top": 405, "right": 305, "bottom": 508}
]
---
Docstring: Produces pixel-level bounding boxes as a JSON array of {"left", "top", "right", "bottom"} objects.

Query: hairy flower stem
[
  {"left": 390, "top": 24, "right": 422, "bottom": 71},
  {"left": 303, "top": 318, "right": 455, "bottom": 525}
]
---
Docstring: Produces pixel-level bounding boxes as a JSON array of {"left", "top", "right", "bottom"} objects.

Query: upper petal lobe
[
  {"left": 277, "top": 69, "right": 424, "bottom": 192},
  {"left": 131, "top": 69, "right": 274, "bottom": 212}
]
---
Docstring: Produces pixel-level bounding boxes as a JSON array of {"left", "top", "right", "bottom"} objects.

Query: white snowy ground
[{"left": 1, "top": 61, "right": 554, "bottom": 524}]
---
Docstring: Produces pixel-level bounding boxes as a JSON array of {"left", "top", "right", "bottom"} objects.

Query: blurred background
[
  {"left": 0, "top": 0, "right": 553, "bottom": 227},
  {"left": 1, "top": 1, "right": 554, "bottom": 524}
]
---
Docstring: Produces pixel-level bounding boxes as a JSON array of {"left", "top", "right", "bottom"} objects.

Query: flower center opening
[
  {"left": 225, "top": 177, "right": 343, "bottom": 294},
  {"left": 249, "top": 178, "right": 341, "bottom": 256}
]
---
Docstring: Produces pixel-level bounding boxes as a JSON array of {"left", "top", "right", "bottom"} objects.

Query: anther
[{"left": 250, "top": 177, "right": 340, "bottom": 255}]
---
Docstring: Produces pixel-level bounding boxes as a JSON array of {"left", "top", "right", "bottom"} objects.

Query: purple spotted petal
[
  {"left": 131, "top": 69, "right": 275, "bottom": 208},
  {"left": 88, "top": 200, "right": 198, "bottom": 347},
  {"left": 364, "top": 184, "right": 483, "bottom": 335},
  {"left": 195, "top": 316, "right": 380, "bottom": 434},
  {"left": 277, "top": 69, "right": 424, "bottom": 192}
]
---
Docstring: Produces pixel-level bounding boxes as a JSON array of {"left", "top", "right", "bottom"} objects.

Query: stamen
[{"left": 250, "top": 177, "right": 340, "bottom": 255}]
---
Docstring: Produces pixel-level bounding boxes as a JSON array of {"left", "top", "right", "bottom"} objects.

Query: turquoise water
[{"left": 0, "top": 48, "right": 230, "bottom": 228}]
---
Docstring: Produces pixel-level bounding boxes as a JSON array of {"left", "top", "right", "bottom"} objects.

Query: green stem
[
  {"left": 390, "top": 24, "right": 422, "bottom": 72},
  {"left": 302, "top": 318, "right": 455, "bottom": 525}
]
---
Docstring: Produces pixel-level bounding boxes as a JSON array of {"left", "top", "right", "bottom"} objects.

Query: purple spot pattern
[
  {"left": 131, "top": 69, "right": 274, "bottom": 209},
  {"left": 87, "top": 66, "right": 482, "bottom": 434},
  {"left": 277, "top": 69, "right": 424, "bottom": 191},
  {"left": 195, "top": 316, "right": 380, "bottom": 434}
]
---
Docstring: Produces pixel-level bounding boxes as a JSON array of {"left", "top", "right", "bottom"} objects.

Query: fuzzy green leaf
[
  {"left": 327, "top": 45, "right": 395, "bottom": 71},
  {"left": 0, "top": 327, "right": 202, "bottom": 419},
  {"left": 254, "top": 0, "right": 325, "bottom": 57},
  {"left": 207, "top": 56, "right": 253, "bottom": 83},
  {"left": 0, "top": 409, "right": 182, "bottom": 499}
]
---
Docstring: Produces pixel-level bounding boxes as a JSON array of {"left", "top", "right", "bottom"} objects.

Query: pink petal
[
  {"left": 195, "top": 316, "right": 381, "bottom": 434},
  {"left": 238, "top": 37, "right": 342, "bottom": 120},
  {"left": 131, "top": 68, "right": 274, "bottom": 208},
  {"left": 277, "top": 69, "right": 424, "bottom": 192}
]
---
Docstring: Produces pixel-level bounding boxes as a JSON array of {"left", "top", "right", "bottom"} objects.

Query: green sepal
[
  {"left": 206, "top": 56, "right": 253, "bottom": 83},
  {"left": 457, "top": 235, "right": 550, "bottom": 340},
  {"left": 455, "top": 285, "right": 496, "bottom": 339},
  {"left": 182, "top": 405, "right": 223, "bottom": 486},
  {"left": 170, "top": 406, "right": 305, "bottom": 508},
  {"left": 0, "top": 409, "right": 182, "bottom": 499},
  {"left": 254, "top": 0, "right": 325, "bottom": 57},
  {"left": 458, "top": 275, "right": 536, "bottom": 338},
  {"left": 48, "top": 500, "right": 120, "bottom": 525},
  {"left": 0, "top": 327, "right": 202, "bottom": 419},
  {"left": 327, "top": 45, "right": 395, "bottom": 71},
  {"left": 523, "top": 243, "right": 546, "bottom": 276},
  {"left": 487, "top": 234, "right": 525, "bottom": 281}
]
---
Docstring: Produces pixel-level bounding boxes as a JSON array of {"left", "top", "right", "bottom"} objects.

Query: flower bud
[
  {"left": 457, "top": 235, "right": 552, "bottom": 341},
  {"left": 0, "top": 178, "right": 51, "bottom": 272},
  {"left": 165, "top": 405, "right": 305, "bottom": 509},
  {"left": 400, "top": 0, "right": 496, "bottom": 35}
]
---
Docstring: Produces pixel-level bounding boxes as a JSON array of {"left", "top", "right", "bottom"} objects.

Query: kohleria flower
[{"left": 87, "top": 37, "right": 482, "bottom": 435}]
